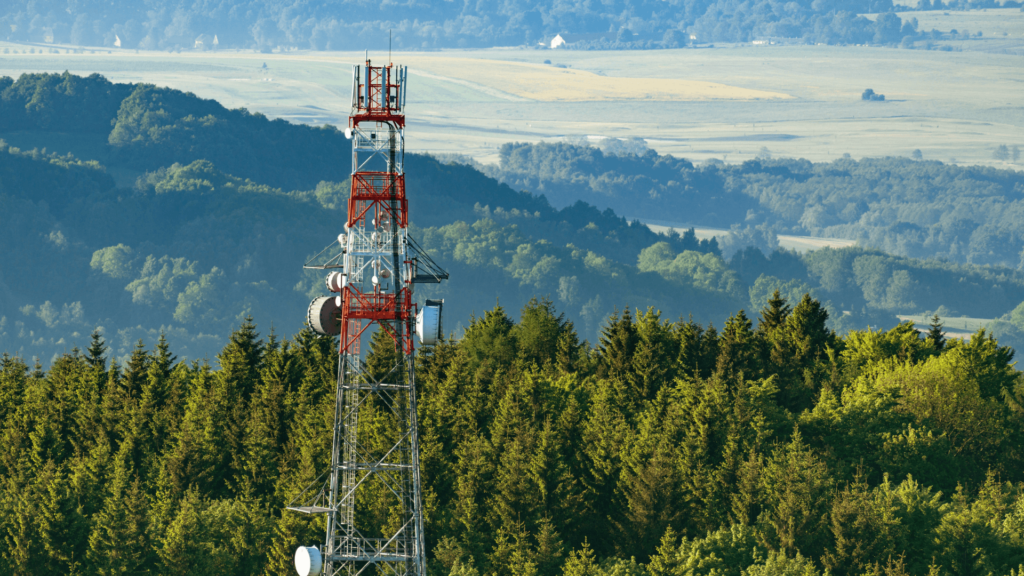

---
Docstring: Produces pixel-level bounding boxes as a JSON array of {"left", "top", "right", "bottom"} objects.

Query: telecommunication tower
[{"left": 288, "top": 55, "right": 449, "bottom": 576}]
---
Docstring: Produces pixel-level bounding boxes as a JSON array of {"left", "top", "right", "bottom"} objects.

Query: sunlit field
[{"left": 1, "top": 36, "right": 1022, "bottom": 167}]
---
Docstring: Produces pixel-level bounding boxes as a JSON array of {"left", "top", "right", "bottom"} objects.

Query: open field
[
  {"left": 402, "top": 57, "right": 792, "bottom": 101},
  {"left": 644, "top": 223, "right": 859, "bottom": 253},
  {"left": 896, "top": 313, "right": 998, "bottom": 340},
  {"left": 1, "top": 36, "right": 1022, "bottom": 170}
]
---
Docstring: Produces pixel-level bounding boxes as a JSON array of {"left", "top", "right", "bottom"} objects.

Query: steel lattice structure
[{"left": 289, "top": 57, "right": 447, "bottom": 576}]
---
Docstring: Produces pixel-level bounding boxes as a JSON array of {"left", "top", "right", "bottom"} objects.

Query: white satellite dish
[
  {"left": 345, "top": 127, "right": 353, "bottom": 139},
  {"left": 295, "top": 546, "right": 323, "bottom": 576}
]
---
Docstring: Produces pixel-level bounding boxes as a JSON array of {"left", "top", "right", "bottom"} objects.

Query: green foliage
[
  {"left": 749, "top": 275, "right": 816, "bottom": 317},
  {"left": 639, "top": 243, "right": 743, "bottom": 300},
  {"left": 2, "top": 297, "right": 1024, "bottom": 575},
  {"left": 0, "top": 72, "right": 132, "bottom": 133},
  {"left": 109, "top": 84, "right": 351, "bottom": 190}
]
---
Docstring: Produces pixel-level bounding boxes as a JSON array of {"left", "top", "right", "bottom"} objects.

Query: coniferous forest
[{"left": 2, "top": 293, "right": 1024, "bottom": 575}]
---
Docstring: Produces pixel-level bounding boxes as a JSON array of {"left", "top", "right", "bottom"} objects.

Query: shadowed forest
[
  {"left": 2, "top": 294, "right": 1023, "bottom": 574},
  {"left": 4, "top": 72, "right": 1024, "bottom": 364}
]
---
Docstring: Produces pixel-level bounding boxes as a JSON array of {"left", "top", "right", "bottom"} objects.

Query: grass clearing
[
  {"left": 897, "top": 313, "right": 997, "bottom": 339},
  {"left": 644, "top": 223, "right": 859, "bottom": 253}
]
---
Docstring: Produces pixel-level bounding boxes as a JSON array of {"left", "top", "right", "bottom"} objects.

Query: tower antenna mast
[{"left": 289, "top": 54, "right": 448, "bottom": 576}]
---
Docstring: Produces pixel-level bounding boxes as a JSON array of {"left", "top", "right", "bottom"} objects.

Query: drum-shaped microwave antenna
[
  {"left": 416, "top": 299, "right": 443, "bottom": 345},
  {"left": 325, "top": 271, "right": 346, "bottom": 292},
  {"left": 295, "top": 546, "right": 323, "bottom": 576},
  {"left": 307, "top": 296, "right": 342, "bottom": 335}
]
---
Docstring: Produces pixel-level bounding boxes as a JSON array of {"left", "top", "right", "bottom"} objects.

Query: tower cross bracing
[{"left": 290, "top": 57, "right": 446, "bottom": 576}]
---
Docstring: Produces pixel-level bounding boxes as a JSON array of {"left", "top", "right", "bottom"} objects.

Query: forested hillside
[
  {"left": 2, "top": 295, "right": 1024, "bottom": 574},
  {"left": 486, "top": 142, "right": 1024, "bottom": 269},
  {"left": 0, "top": 0, "right": 976, "bottom": 50},
  {"left": 4, "top": 71, "right": 1024, "bottom": 364}
]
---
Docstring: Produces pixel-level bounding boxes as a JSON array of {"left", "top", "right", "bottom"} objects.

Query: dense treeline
[
  {"left": 4, "top": 71, "right": 1024, "bottom": 363},
  {"left": 0, "top": 0, "right": 986, "bottom": 50},
  {"left": 3, "top": 295, "right": 1024, "bottom": 574},
  {"left": 486, "top": 142, "right": 1024, "bottom": 269}
]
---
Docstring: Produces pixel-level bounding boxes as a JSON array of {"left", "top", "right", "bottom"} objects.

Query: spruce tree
[
  {"left": 715, "top": 310, "right": 757, "bottom": 379},
  {"left": 579, "top": 383, "right": 628, "bottom": 551},
  {"left": 99, "top": 358, "right": 123, "bottom": 443},
  {"left": 561, "top": 540, "right": 599, "bottom": 576},
  {"left": 758, "top": 428, "right": 832, "bottom": 558},
  {"left": 597, "top": 308, "right": 637, "bottom": 383},
  {"left": 122, "top": 339, "right": 150, "bottom": 402},
  {"left": 86, "top": 329, "right": 107, "bottom": 370},
  {"left": 365, "top": 327, "right": 402, "bottom": 383},
  {"left": 786, "top": 295, "right": 834, "bottom": 367},
  {"left": 157, "top": 487, "right": 219, "bottom": 576},
  {"left": 239, "top": 341, "right": 293, "bottom": 502},
  {"left": 629, "top": 308, "right": 675, "bottom": 406},
  {"left": 775, "top": 294, "right": 835, "bottom": 411},
  {"left": 218, "top": 315, "right": 265, "bottom": 399},
  {"left": 927, "top": 313, "right": 945, "bottom": 351},
  {"left": 554, "top": 323, "right": 581, "bottom": 375},
  {"left": 218, "top": 317, "right": 266, "bottom": 493},
  {"left": 35, "top": 460, "right": 89, "bottom": 574},
  {"left": 614, "top": 442, "right": 682, "bottom": 561},
  {"left": 676, "top": 316, "right": 705, "bottom": 380},
  {"left": 86, "top": 460, "right": 152, "bottom": 575},
  {"left": 758, "top": 290, "right": 791, "bottom": 335},
  {"left": 31, "top": 357, "right": 45, "bottom": 379},
  {"left": 0, "top": 353, "right": 28, "bottom": 423},
  {"left": 514, "top": 297, "right": 565, "bottom": 368},
  {"left": 263, "top": 513, "right": 318, "bottom": 576},
  {"left": 150, "top": 334, "right": 188, "bottom": 456},
  {"left": 700, "top": 323, "right": 720, "bottom": 379},
  {"left": 163, "top": 363, "right": 230, "bottom": 498},
  {"left": 533, "top": 517, "right": 565, "bottom": 576},
  {"left": 461, "top": 304, "right": 518, "bottom": 383}
]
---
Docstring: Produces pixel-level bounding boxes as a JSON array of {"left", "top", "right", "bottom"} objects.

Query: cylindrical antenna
[{"left": 389, "top": 29, "right": 392, "bottom": 64}]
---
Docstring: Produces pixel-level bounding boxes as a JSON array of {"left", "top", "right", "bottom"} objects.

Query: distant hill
[
  {"left": 0, "top": 72, "right": 725, "bottom": 362},
  {"left": 0, "top": 0, "right": 955, "bottom": 51},
  {"left": 485, "top": 141, "right": 1024, "bottom": 269},
  {"left": 3, "top": 72, "right": 1024, "bottom": 364}
]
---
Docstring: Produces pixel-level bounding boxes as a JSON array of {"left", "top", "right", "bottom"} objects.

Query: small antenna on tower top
[
  {"left": 389, "top": 30, "right": 392, "bottom": 64},
  {"left": 364, "top": 49, "right": 368, "bottom": 63}
]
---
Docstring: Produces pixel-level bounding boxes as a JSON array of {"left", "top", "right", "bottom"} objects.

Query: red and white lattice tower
[{"left": 289, "top": 56, "right": 448, "bottom": 576}]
